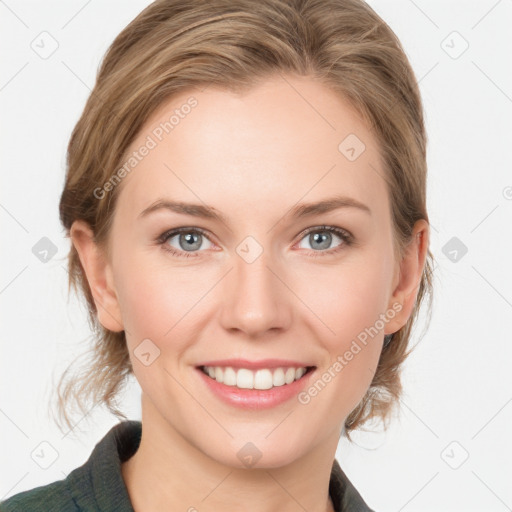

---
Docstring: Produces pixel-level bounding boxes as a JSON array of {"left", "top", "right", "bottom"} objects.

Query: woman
[{"left": 1, "top": 0, "right": 433, "bottom": 510}]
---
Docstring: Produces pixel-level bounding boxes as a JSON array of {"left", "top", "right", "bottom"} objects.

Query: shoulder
[
  {"left": 1, "top": 420, "right": 141, "bottom": 512},
  {"left": 0, "top": 478, "right": 77, "bottom": 511},
  {"left": 330, "top": 458, "right": 376, "bottom": 512}
]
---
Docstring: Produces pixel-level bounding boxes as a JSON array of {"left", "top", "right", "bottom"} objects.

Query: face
[{"left": 84, "top": 75, "right": 411, "bottom": 468}]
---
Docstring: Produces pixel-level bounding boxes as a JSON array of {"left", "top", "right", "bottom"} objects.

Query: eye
[
  {"left": 295, "top": 225, "right": 353, "bottom": 257},
  {"left": 157, "top": 225, "right": 354, "bottom": 259},
  {"left": 157, "top": 227, "right": 213, "bottom": 258}
]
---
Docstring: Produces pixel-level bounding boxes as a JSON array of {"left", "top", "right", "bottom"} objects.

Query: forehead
[{"left": 115, "top": 75, "right": 388, "bottom": 222}]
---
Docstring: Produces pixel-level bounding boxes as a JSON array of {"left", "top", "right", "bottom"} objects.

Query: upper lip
[{"left": 196, "top": 358, "right": 316, "bottom": 370}]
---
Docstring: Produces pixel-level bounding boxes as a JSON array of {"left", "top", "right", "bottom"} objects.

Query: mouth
[{"left": 197, "top": 364, "right": 316, "bottom": 390}]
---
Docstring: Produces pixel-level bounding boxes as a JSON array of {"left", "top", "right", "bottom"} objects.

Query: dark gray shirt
[{"left": 0, "top": 420, "right": 375, "bottom": 511}]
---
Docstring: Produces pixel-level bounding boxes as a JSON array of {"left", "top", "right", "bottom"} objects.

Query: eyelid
[
  {"left": 294, "top": 224, "right": 353, "bottom": 245},
  {"left": 157, "top": 226, "right": 212, "bottom": 242}
]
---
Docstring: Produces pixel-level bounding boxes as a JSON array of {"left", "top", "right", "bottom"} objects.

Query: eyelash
[{"left": 157, "top": 225, "right": 354, "bottom": 259}]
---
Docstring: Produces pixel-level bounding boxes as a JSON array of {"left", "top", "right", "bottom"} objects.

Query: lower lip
[{"left": 195, "top": 367, "right": 316, "bottom": 410}]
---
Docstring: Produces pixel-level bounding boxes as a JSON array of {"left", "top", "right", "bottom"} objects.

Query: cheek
[
  {"left": 295, "top": 253, "right": 390, "bottom": 406},
  {"left": 296, "top": 252, "right": 391, "bottom": 344},
  {"left": 113, "top": 248, "right": 213, "bottom": 355}
]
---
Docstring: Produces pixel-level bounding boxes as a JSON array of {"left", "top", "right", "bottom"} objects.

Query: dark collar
[{"left": 67, "top": 420, "right": 374, "bottom": 511}]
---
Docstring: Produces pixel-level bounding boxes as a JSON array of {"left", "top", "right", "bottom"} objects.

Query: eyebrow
[{"left": 138, "top": 195, "right": 372, "bottom": 224}]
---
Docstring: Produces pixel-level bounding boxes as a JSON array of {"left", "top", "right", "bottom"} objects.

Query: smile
[{"left": 200, "top": 365, "right": 315, "bottom": 390}]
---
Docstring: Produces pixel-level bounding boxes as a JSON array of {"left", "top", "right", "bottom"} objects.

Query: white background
[{"left": 1, "top": 1, "right": 511, "bottom": 510}]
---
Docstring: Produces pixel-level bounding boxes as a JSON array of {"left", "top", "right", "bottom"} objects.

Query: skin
[{"left": 71, "top": 74, "right": 429, "bottom": 512}]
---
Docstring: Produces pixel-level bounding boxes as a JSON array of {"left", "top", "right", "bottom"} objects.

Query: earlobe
[
  {"left": 70, "top": 220, "right": 124, "bottom": 333},
  {"left": 385, "top": 220, "right": 430, "bottom": 335}
]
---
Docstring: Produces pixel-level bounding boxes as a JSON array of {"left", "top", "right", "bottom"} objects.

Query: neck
[{"left": 121, "top": 393, "right": 338, "bottom": 512}]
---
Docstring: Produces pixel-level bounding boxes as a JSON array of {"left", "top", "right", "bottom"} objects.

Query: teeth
[
  {"left": 223, "top": 366, "right": 237, "bottom": 386},
  {"left": 254, "top": 369, "right": 273, "bottom": 390},
  {"left": 285, "top": 367, "right": 295, "bottom": 384},
  {"left": 201, "top": 365, "right": 310, "bottom": 389},
  {"left": 237, "top": 368, "right": 255, "bottom": 389}
]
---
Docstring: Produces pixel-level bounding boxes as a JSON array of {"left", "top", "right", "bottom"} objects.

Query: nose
[{"left": 219, "top": 244, "right": 292, "bottom": 338}]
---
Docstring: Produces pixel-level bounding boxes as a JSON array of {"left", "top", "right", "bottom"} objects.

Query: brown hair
[{"left": 55, "top": 0, "right": 434, "bottom": 437}]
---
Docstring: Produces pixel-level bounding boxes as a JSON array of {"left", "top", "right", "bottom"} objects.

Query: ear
[
  {"left": 70, "top": 220, "right": 124, "bottom": 333},
  {"left": 385, "top": 219, "right": 430, "bottom": 335}
]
